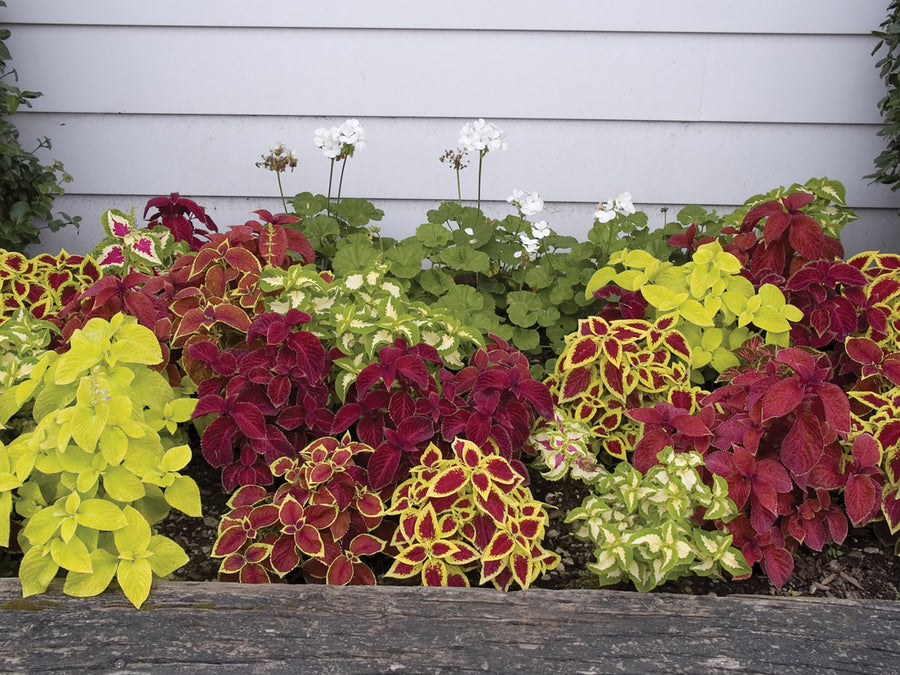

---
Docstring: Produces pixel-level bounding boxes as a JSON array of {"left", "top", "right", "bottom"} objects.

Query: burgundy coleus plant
[
  {"left": 721, "top": 191, "right": 843, "bottom": 285},
  {"left": 144, "top": 192, "right": 219, "bottom": 251},
  {"left": 190, "top": 309, "right": 334, "bottom": 491},
  {"left": 677, "top": 339, "right": 883, "bottom": 588},
  {"left": 334, "top": 336, "right": 553, "bottom": 493},
  {"left": 626, "top": 401, "right": 714, "bottom": 473},
  {"left": 782, "top": 259, "right": 869, "bottom": 349}
]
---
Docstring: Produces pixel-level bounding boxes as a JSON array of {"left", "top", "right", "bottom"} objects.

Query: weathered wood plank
[{"left": 0, "top": 578, "right": 897, "bottom": 673}]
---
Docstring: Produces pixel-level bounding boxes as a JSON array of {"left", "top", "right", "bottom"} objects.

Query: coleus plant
[
  {"left": 211, "top": 434, "right": 390, "bottom": 584},
  {"left": 90, "top": 208, "right": 180, "bottom": 275},
  {"left": 565, "top": 448, "right": 749, "bottom": 591},
  {"left": 384, "top": 438, "right": 559, "bottom": 590},
  {"left": 543, "top": 313, "right": 694, "bottom": 464},
  {"left": 0, "top": 248, "right": 101, "bottom": 323},
  {"left": 716, "top": 179, "right": 853, "bottom": 287},
  {"left": 144, "top": 192, "right": 219, "bottom": 252},
  {"left": 334, "top": 334, "right": 553, "bottom": 492},
  {"left": 0, "top": 313, "right": 200, "bottom": 607},
  {"left": 168, "top": 209, "right": 315, "bottom": 383},
  {"left": 585, "top": 241, "right": 803, "bottom": 382},
  {"left": 673, "top": 340, "right": 870, "bottom": 587},
  {"left": 190, "top": 309, "right": 334, "bottom": 491},
  {"left": 260, "top": 262, "right": 482, "bottom": 401}
]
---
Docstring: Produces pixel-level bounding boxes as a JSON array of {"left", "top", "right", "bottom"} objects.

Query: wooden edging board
[{"left": 0, "top": 578, "right": 897, "bottom": 673}]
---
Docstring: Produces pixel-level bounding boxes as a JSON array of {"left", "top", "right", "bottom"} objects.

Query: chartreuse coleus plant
[
  {"left": 544, "top": 314, "right": 694, "bottom": 465},
  {"left": 384, "top": 438, "right": 559, "bottom": 590},
  {"left": 565, "top": 448, "right": 749, "bottom": 592},
  {"left": 586, "top": 241, "right": 803, "bottom": 383},
  {"left": 211, "top": 434, "right": 390, "bottom": 584},
  {"left": 0, "top": 313, "right": 200, "bottom": 607},
  {"left": 260, "top": 261, "right": 482, "bottom": 401},
  {"left": 0, "top": 248, "right": 101, "bottom": 322}
]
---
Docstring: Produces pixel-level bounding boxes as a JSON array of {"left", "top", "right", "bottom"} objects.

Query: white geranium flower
[
  {"left": 459, "top": 118, "right": 507, "bottom": 154},
  {"left": 507, "top": 188, "right": 543, "bottom": 217},
  {"left": 613, "top": 192, "right": 635, "bottom": 215},
  {"left": 519, "top": 232, "right": 540, "bottom": 255},
  {"left": 339, "top": 118, "right": 367, "bottom": 152},
  {"left": 532, "top": 220, "right": 551, "bottom": 239},
  {"left": 594, "top": 191, "right": 636, "bottom": 222},
  {"left": 314, "top": 126, "right": 342, "bottom": 159}
]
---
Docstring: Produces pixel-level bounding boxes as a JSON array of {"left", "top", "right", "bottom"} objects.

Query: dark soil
[{"left": 159, "top": 454, "right": 900, "bottom": 601}]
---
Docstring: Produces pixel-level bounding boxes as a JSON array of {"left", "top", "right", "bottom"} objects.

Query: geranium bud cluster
[
  {"left": 314, "top": 119, "right": 367, "bottom": 160},
  {"left": 256, "top": 143, "right": 298, "bottom": 173},
  {"left": 439, "top": 148, "right": 469, "bottom": 171},
  {"left": 459, "top": 118, "right": 507, "bottom": 154},
  {"left": 594, "top": 192, "right": 636, "bottom": 223}
]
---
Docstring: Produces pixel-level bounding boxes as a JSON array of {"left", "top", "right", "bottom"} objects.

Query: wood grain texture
[
  {"left": 2, "top": 0, "right": 887, "bottom": 35},
  {"left": 0, "top": 578, "right": 897, "bottom": 673}
]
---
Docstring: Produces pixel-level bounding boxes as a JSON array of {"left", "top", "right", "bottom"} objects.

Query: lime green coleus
[
  {"left": 586, "top": 241, "right": 803, "bottom": 381},
  {"left": 565, "top": 448, "right": 749, "bottom": 592},
  {"left": 0, "top": 313, "right": 200, "bottom": 608}
]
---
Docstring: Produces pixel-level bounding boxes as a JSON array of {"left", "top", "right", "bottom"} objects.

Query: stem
[
  {"left": 327, "top": 158, "right": 335, "bottom": 214},
  {"left": 476, "top": 151, "right": 485, "bottom": 211},
  {"left": 276, "top": 171, "right": 287, "bottom": 213},
  {"left": 456, "top": 167, "right": 463, "bottom": 206},
  {"left": 337, "top": 157, "right": 349, "bottom": 205}
]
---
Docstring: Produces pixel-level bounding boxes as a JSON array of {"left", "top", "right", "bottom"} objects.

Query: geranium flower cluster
[
  {"left": 594, "top": 192, "right": 636, "bottom": 223},
  {"left": 314, "top": 119, "right": 367, "bottom": 160},
  {"left": 459, "top": 118, "right": 507, "bottom": 154},
  {"left": 507, "top": 188, "right": 544, "bottom": 217}
]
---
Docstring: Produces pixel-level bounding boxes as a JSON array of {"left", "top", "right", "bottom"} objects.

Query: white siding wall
[{"left": 4, "top": 0, "right": 900, "bottom": 255}]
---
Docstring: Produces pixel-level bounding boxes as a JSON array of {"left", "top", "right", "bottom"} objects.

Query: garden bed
[{"left": 1, "top": 578, "right": 898, "bottom": 673}]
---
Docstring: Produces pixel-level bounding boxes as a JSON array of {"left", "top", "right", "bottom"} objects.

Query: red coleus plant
[
  {"left": 144, "top": 192, "right": 219, "bottom": 251},
  {"left": 782, "top": 259, "right": 869, "bottom": 350},
  {"left": 721, "top": 192, "right": 843, "bottom": 285},
  {"left": 168, "top": 212, "right": 315, "bottom": 382},
  {"left": 646, "top": 338, "right": 886, "bottom": 588},
  {"left": 212, "top": 434, "right": 391, "bottom": 585},
  {"left": 334, "top": 336, "right": 553, "bottom": 493},
  {"left": 191, "top": 309, "right": 334, "bottom": 491}
]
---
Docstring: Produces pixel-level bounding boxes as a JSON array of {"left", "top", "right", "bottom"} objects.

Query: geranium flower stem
[
  {"left": 337, "top": 156, "right": 349, "bottom": 205},
  {"left": 327, "top": 158, "right": 335, "bottom": 214},
  {"left": 476, "top": 150, "right": 485, "bottom": 211},
  {"left": 276, "top": 171, "right": 288, "bottom": 213},
  {"left": 456, "top": 168, "right": 463, "bottom": 206}
]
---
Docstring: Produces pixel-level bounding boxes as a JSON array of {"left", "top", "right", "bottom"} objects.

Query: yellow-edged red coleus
[
  {"left": 384, "top": 439, "right": 559, "bottom": 590},
  {"left": 0, "top": 249, "right": 101, "bottom": 323},
  {"left": 546, "top": 314, "right": 693, "bottom": 461},
  {"left": 211, "top": 434, "right": 389, "bottom": 585}
]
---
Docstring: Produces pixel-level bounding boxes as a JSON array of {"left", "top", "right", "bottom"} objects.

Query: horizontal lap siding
[{"left": 3, "top": 2, "right": 900, "bottom": 255}]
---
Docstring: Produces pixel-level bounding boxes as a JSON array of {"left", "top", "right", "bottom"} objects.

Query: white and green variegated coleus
[
  {"left": 565, "top": 448, "right": 750, "bottom": 592},
  {"left": 260, "top": 261, "right": 482, "bottom": 400}
]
